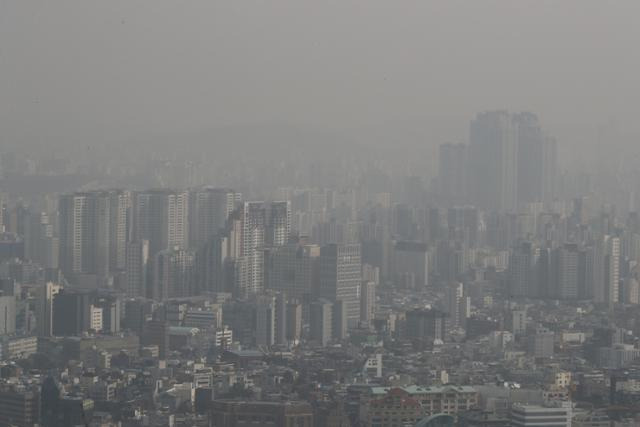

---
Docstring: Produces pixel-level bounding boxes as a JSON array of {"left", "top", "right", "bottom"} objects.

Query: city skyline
[{"left": 2, "top": 2, "right": 640, "bottom": 426}]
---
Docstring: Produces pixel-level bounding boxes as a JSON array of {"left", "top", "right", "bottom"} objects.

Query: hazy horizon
[{"left": 2, "top": 1, "right": 640, "bottom": 169}]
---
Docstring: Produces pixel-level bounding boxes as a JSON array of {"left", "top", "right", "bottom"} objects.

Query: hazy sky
[{"left": 2, "top": 1, "right": 639, "bottom": 159}]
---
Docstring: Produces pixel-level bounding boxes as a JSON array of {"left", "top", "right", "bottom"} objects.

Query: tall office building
[
  {"left": 0, "top": 295, "right": 15, "bottom": 336},
  {"left": 469, "top": 111, "right": 519, "bottom": 212},
  {"left": 189, "top": 188, "right": 240, "bottom": 250},
  {"left": 310, "top": 299, "right": 333, "bottom": 347},
  {"left": 580, "top": 245, "right": 595, "bottom": 300},
  {"left": 266, "top": 243, "right": 320, "bottom": 301},
  {"left": 36, "top": 282, "right": 61, "bottom": 337},
  {"left": 332, "top": 299, "right": 348, "bottom": 341},
  {"left": 255, "top": 294, "right": 276, "bottom": 348},
  {"left": 123, "top": 299, "right": 152, "bottom": 335},
  {"left": 52, "top": 290, "right": 92, "bottom": 336},
  {"left": 274, "top": 292, "right": 288, "bottom": 346},
  {"left": 438, "top": 142, "right": 467, "bottom": 205},
  {"left": 40, "top": 377, "right": 60, "bottom": 427},
  {"left": 318, "top": 243, "right": 362, "bottom": 328}
]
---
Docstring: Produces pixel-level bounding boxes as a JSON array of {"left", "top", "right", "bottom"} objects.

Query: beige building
[{"left": 363, "top": 385, "right": 478, "bottom": 426}]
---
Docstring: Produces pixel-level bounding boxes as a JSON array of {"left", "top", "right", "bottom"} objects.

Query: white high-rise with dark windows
[{"left": 318, "top": 243, "right": 362, "bottom": 328}]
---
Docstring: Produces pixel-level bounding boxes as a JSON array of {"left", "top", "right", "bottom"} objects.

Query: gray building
[
  {"left": 0, "top": 295, "right": 15, "bottom": 336},
  {"left": 310, "top": 299, "right": 333, "bottom": 347},
  {"left": 510, "top": 403, "right": 571, "bottom": 427},
  {"left": 469, "top": 111, "right": 519, "bottom": 213},
  {"left": 318, "top": 243, "right": 361, "bottom": 328}
]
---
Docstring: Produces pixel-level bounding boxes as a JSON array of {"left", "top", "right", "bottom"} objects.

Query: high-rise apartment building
[
  {"left": 125, "top": 240, "right": 149, "bottom": 298},
  {"left": 195, "top": 234, "right": 230, "bottom": 294},
  {"left": 605, "top": 235, "right": 621, "bottom": 306},
  {"left": 58, "top": 191, "right": 130, "bottom": 281},
  {"left": 152, "top": 247, "right": 195, "bottom": 300},
  {"left": 557, "top": 243, "right": 580, "bottom": 299},
  {"left": 542, "top": 136, "right": 558, "bottom": 204},
  {"left": 267, "top": 201, "right": 291, "bottom": 247},
  {"left": 514, "top": 112, "right": 545, "bottom": 206},
  {"left": 447, "top": 206, "right": 479, "bottom": 247},
  {"left": 469, "top": 111, "right": 557, "bottom": 212},
  {"left": 469, "top": 111, "right": 519, "bottom": 213},
  {"left": 235, "top": 201, "right": 291, "bottom": 298},
  {"left": 360, "top": 281, "right": 376, "bottom": 326},
  {"left": 592, "top": 235, "right": 621, "bottom": 305},
  {"left": 445, "top": 282, "right": 467, "bottom": 329},
  {"left": 509, "top": 242, "right": 536, "bottom": 298},
  {"left": 132, "top": 190, "right": 189, "bottom": 257},
  {"left": 438, "top": 142, "right": 467, "bottom": 205},
  {"left": 107, "top": 190, "right": 132, "bottom": 272},
  {"left": 238, "top": 202, "right": 267, "bottom": 297},
  {"left": 188, "top": 188, "right": 240, "bottom": 250},
  {"left": 318, "top": 243, "right": 362, "bottom": 328}
]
